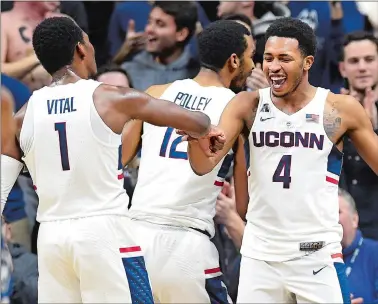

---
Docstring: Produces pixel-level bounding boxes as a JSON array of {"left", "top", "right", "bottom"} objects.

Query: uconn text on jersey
[
  {"left": 47, "top": 97, "right": 77, "bottom": 115},
  {"left": 251, "top": 131, "right": 324, "bottom": 150}
]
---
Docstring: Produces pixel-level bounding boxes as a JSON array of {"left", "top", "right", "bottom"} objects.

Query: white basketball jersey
[
  {"left": 20, "top": 79, "right": 129, "bottom": 222},
  {"left": 130, "top": 79, "right": 235, "bottom": 237},
  {"left": 242, "top": 87, "right": 343, "bottom": 262}
]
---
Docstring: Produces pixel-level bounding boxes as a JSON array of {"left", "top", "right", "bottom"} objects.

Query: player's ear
[
  {"left": 303, "top": 55, "right": 314, "bottom": 71},
  {"left": 76, "top": 42, "right": 86, "bottom": 60},
  {"left": 229, "top": 53, "right": 240, "bottom": 70}
]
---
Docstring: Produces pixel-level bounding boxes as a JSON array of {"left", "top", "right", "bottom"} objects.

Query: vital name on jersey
[
  {"left": 47, "top": 97, "right": 77, "bottom": 115},
  {"left": 173, "top": 92, "right": 212, "bottom": 111},
  {"left": 252, "top": 131, "right": 324, "bottom": 150}
]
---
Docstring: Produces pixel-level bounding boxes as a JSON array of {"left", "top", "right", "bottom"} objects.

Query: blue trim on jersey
[
  {"left": 327, "top": 145, "right": 343, "bottom": 175},
  {"left": 334, "top": 262, "right": 351, "bottom": 304},
  {"left": 205, "top": 275, "right": 229, "bottom": 304},
  {"left": 121, "top": 256, "right": 154, "bottom": 304},
  {"left": 217, "top": 154, "right": 234, "bottom": 180}
]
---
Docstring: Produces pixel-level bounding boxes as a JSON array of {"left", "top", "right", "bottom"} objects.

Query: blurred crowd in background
[{"left": 1, "top": 1, "right": 378, "bottom": 303}]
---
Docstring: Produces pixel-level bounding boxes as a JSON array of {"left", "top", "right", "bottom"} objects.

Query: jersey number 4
[
  {"left": 55, "top": 122, "right": 70, "bottom": 171},
  {"left": 272, "top": 155, "right": 292, "bottom": 189}
]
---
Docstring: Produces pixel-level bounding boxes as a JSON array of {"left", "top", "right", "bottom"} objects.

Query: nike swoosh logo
[
  {"left": 313, "top": 266, "right": 327, "bottom": 275},
  {"left": 260, "top": 117, "right": 274, "bottom": 122}
]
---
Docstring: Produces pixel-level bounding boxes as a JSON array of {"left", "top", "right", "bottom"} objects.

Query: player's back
[
  {"left": 243, "top": 87, "right": 343, "bottom": 261},
  {"left": 20, "top": 79, "right": 129, "bottom": 222},
  {"left": 130, "top": 79, "right": 235, "bottom": 236}
]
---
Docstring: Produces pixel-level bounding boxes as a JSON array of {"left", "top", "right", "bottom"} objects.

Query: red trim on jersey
[
  {"left": 119, "top": 246, "right": 142, "bottom": 253},
  {"left": 331, "top": 253, "right": 343, "bottom": 259},
  {"left": 33, "top": 185, "right": 37, "bottom": 190},
  {"left": 117, "top": 173, "right": 124, "bottom": 180},
  {"left": 326, "top": 176, "right": 338, "bottom": 185},
  {"left": 204, "top": 267, "right": 221, "bottom": 275},
  {"left": 214, "top": 181, "right": 224, "bottom": 187}
]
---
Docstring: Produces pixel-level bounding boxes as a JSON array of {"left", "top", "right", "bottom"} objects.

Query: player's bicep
[
  {"left": 218, "top": 92, "right": 251, "bottom": 154},
  {"left": 347, "top": 99, "right": 378, "bottom": 174},
  {"left": 121, "top": 119, "right": 142, "bottom": 166}
]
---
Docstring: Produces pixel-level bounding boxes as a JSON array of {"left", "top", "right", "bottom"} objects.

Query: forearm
[
  {"left": 225, "top": 212, "right": 245, "bottom": 250},
  {"left": 112, "top": 43, "right": 133, "bottom": 65},
  {"left": 188, "top": 141, "right": 217, "bottom": 175},
  {"left": 1, "top": 155, "right": 23, "bottom": 214},
  {"left": 2, "top": 55, "right": 40, "bottom": 79}
]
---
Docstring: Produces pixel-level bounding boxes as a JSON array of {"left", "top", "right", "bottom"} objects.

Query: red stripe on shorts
[
  {"left": 119, "top": 246, "right": 142, "bottom": 253},
  {"left": 204, "top": 267, "right": 221, "bottom": 274}
]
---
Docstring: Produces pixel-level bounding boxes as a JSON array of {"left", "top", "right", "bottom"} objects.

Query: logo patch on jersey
[
  {"left": 260, "top": 103, "right": 275, "bottom": 121},
  {"left": 260, "top": 103, "right": 271, "bottom": 113},
  {"left": 299, "top": 241, "right": 325, "bottom": 251},
  {"left": 313, "top": 265, "right": 327, "bottom": 275},
  {"left": 305, "top": 113, "right": 319, "bottom": 123}
]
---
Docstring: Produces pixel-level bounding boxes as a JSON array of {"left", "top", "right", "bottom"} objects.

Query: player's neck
[
  {"left": 13, "top": 2, "right": 45, "bottom": 20},
  {"left": 51, "top": 67, "right": 84, "bottom": 86},
  {"left": 193, "top": 68, "right": 230, "bottom": 88}
]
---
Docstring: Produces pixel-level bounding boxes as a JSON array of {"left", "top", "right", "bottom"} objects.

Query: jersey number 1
[
  {"left": 55, "top": 122, "right": 70, "bottom": 171},
  {"left": 272, "top": 155, "right": 292, "bottom": 189}
]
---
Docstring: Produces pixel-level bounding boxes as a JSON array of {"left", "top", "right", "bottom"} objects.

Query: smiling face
[
  {"left": 263, "top": 36, "right": 314, "bottom": 98},
  {"left": 339, "top": 39, "right": 378, "bottom": 91}
]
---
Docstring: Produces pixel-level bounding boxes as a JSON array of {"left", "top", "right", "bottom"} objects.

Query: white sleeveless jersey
[
  {"left": 129, "top": 79, "right": 235, "bottom": 237},
  {"left": 242, "top": 87, "right": 343, "bottom": 262},
  {"left": 20, "top": 79, "right": 129, "bottom": 222}
]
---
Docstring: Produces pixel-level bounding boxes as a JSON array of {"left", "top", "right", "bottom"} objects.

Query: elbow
[{"left": 196, "top": 112, "right": 211, "bottom": 137}]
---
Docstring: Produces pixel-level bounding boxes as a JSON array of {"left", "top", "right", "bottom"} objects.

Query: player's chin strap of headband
[{"left": 1, "top": 155, "right": 23, "bottom": 214}]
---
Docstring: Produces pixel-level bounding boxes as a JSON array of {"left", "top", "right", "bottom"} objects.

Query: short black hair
[
  {"left": 33, "top": 17, "right": 84, "bottom": 75},
  {"left": 153, "top": 1, "right": 198, "bottom": 46},
  {"left": 198, "top": 20, "right": 251, "bottom": 72},
  {"left": 221, "top": 14, "right": 253, "bottom": 33},
  {"left": 265, "top": 17, "right": 317, "bottom": 57},
  {"left": 340, "top": 30, "right": 378, "bottom": 61},
  {"left": 93, "top": 63, "right": 133, "bottom": 88}
]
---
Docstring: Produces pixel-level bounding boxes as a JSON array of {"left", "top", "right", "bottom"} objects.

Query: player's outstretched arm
[
  {"left": 1, "top": 89, "right": 24, "bottom": 214},
  {"left": 96, "top": 84, "right": 210, "bottom": 138},
  {"left": 343, "top": 95, "right": 378, "bottom": 174},
  {"left": 187, "top": 91, "right": 257, "bottom": 176}
]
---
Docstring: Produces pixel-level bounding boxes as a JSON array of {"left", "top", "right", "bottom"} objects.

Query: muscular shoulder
[
  {"left": 145, "top": 83, "right": 172, "bottom": 98},
  {"left": 230, "top": 90, "right": 260, "bottom": 129},
  {"left": 324, "top": 92, "right": 365, "bottom": 141}
]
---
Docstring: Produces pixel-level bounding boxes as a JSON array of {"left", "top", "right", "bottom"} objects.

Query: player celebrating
[
  {"left": 182, "top": 17, "right": 378, "bottom": 303},
  {"left": 0, "top": 17, "right": 222, "bottom": 303},
  {"left": 121, "top": 20, "right": 253, "bottom": 303}
]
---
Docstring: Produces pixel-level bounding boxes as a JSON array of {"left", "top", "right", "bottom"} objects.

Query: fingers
[
  {"left": 340, "top": 88, "right": 349, "bottom": 95},
  {"left": 127, "top": 19, "right": 135, "bottom": 34},
  {"left": 176, "top": 129, "right": 187, "bottom": 136},
  {"left": 256, "top": 62, "right": 262, "bottom": 69}
]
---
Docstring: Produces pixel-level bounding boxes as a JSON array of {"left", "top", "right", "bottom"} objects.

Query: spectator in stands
[
  {"left": 289, "top": 1, "right": 365, "bottom": 92},
  {"left": 339, "top": 31, "right": 378, "bottom": 240},
  {"left": 108, "top": 1, "right": 209, "bottom": 60},
  {"left": 221, "top": 13, "right": 253, "bottom": 34},
  {"left": 3, "top": 218, "right": 38, "bottom": 304},
  {"left": 0, "top": 1, "right": 60, "bottom": 90},
  {"left": 339, "top": 189, "right": 378, "bottom": 304},
  {"left": 119, "top": 2, "right": 200, "bottom": 91}
]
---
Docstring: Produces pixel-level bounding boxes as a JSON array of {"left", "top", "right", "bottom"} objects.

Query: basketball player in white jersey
[
  {"left": 0, "top": 17, "right": 224, "bottom": 303},
  {"left": 120, "top": 20, "right": 254, "bottom": 303},
  {"left": 180, "top": 17, "right": 378, "bottom": 303}
]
